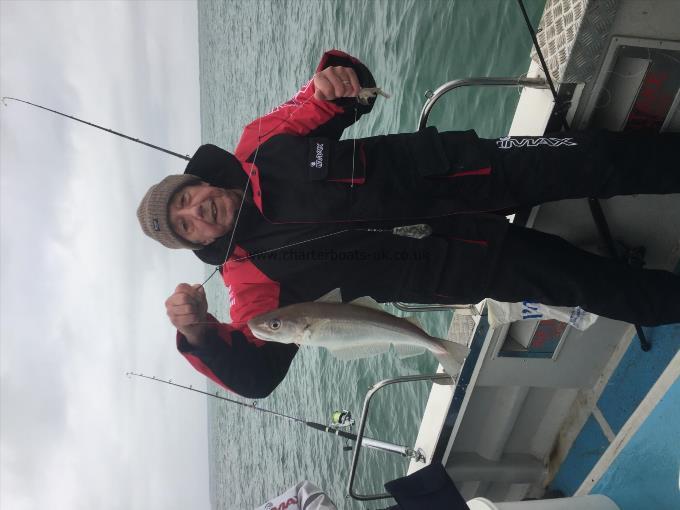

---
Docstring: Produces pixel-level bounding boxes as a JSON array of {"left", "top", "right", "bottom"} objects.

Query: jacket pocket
[
  {"left": 438, "top": 130, "right": 491, "bottom": 175},
  {"left": 402, "top": 126, "right": 450, "bottom": 177},
  {"left": 306, "top": 137, "right": 366, "bottom": 184},
  {"left": 398, "top": 127, "right": 491, "bottom": 177}
]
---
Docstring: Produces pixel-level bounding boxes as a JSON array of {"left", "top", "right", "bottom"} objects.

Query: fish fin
[
  {"left": 431, "top": 339, "right": 470, "bottom": 376},
  {"left": 392, "top": 344, "right": 427, "bottom": 359},
  {"left": 327, "top": 343, "right": 390, "bottom": 361},
  {"left": 347, "top": 296, "right": 383, "bottom": 310},
  {"left": 315, "top": 288, "right": 343, "bottom": 303},
  {"left": 432, "top": 352, "right": 462, "bottom": 377},
  {"left": 305, "top": 319, "right": 332, "bottom": 339}
]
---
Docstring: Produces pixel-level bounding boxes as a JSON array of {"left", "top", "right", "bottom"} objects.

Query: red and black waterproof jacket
[{"left": 177, "top": 50, "right": 509, "bottom": 398}]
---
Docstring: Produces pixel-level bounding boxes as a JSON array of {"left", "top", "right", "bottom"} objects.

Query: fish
[{"left": 247, "top": 295, "right": 469, "bottom": 376}]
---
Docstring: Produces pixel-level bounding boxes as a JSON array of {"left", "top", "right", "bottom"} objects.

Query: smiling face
[{"left": 168, "top": 183, "right": 242, "bottom": 246}]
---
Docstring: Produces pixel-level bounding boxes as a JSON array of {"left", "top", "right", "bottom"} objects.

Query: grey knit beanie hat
[{"left": 137, "top": 174, "right": 203, "bottom": 250}]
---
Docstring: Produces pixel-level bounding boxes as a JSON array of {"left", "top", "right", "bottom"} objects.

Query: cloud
[{"left": 1, "top": 2, "right": 210, "bottom": 509}]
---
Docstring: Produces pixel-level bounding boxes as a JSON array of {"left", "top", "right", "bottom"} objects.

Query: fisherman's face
[{"left": 168, "top": 182, "right": 241, "bottom": 246}]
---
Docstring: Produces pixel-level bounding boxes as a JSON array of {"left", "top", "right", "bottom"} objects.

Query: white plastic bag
[{"left": 486, "top": 299, "right": 598, "bottom": 330}]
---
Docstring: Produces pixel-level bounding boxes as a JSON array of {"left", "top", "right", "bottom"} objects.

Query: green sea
[{"left": 197, "top": 1, "right": 545, "bottom": 508}]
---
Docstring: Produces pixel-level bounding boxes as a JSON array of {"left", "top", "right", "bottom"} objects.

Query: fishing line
[
  {"left": 196, "top": 224, "right": 405, "bottom": 315},
  {"left": 350, "top": 106, "right": 359, "bottom": 188},
  {"left": 3, "top": 78, "right": 392, "bottom": 294},
  {"left": 197, "top": 90, "right": 315, "bottom": 288},
  {"left": 201, "top": 78, "right": 377, "bottom": 288},
  {"left": 230, "top": 229, "right": 354, "bottom": 263},
  {"left": 226, "top": 224, "right": 421, "bottom": 265},
  {"left": 0, "top": 92, "right": 351, "bottom": 289},
  {"left": 202, "top": 83, "right": 325, "bottom": 274}
]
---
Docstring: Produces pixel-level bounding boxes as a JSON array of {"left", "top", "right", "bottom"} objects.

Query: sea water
[{"left": 197, "top": 1, "right": 545, "bottom": 508}]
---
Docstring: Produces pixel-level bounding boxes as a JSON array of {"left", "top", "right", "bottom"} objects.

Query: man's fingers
[
  {"left": 165, "top": 291, "right": 192, "bottom": 308},
  {"left": 167, "top": 303, "right": 205, "bottom": 328},
  {"left": 166, "top": 283, "right": 208, "bottom": 333},
  {"left": 168, "top": 284, "right": 204, "bottom": 302},
  {"left": 171, "top": 313, "right": 202, "bottom": 328},
  {"left": 344, "top": 68, "right": 360, "bottom": 95},
  {"left": 166, "top": 284, "right": 207, "bottom": 327},
  {"left": 314, "top": 73, "right": 333, "bottom": 100},
  {"left": 314, "top": 66, "right": 360, "bottom": 100},
  {"left": 327, "top": 66, "right": 357, "bottom": 97},
  {"left": 167, "top": 303, "right": 195, "bottom": 317},
  {"left": 332, "top": 67, "right": 360, "bottom": 96},
  {"left": 324, "top": 68, "right": 345, "bottom": 98},
  {"left": 175, "top": 283, "right": 193, "bottom": 293}
]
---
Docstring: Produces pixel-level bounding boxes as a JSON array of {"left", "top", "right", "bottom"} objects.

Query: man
[{"left": 137, "top": 49, "right": 680, "bottom": 398}]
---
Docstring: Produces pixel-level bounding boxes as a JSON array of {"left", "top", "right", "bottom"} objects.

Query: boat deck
[
  {"left": 550, "top": 326, "right": 679, "bottom": 507},
  {"left": 574, "top": 352, "right": 679, "bottom": 509},
  {"left": 400, "top": 0, "right": 679, "bottom": 506}
]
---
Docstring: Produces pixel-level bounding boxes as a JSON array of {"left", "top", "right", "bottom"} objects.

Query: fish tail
[{"left": 431, "top": 339, "right": 470, "bottom": 376}]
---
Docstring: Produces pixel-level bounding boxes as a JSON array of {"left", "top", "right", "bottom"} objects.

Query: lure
[{"left": 357, "top": 87, "right": 391, "bottom": 105}]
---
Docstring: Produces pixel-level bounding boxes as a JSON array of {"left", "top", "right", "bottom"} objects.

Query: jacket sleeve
[
  {"left": 176, "top": 246, "right": 298, "bottom": 398},
  {"left": 234, "top": 49, "right": 377, "bottom": 160},
  {"left": 177, "top": 319, "right": 298, "bottom": 399}
]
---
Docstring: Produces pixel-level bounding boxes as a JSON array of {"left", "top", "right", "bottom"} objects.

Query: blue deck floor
[
  {"left": 591, "top": 377, "right": 679, "bottom": 510},
  {"left": 549, "top": 324, "right": 679, "bottom": 506}
]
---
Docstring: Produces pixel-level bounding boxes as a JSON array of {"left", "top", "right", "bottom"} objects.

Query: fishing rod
[
  {"left": 127, "top": 371, "right": 424, "bottom": 460},
  {"left": 1, "top": 96, "right": 191, "bottom": 161}
]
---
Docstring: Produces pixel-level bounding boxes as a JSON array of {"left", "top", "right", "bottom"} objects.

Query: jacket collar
[{"left": 183, "top": 144, "right": 251, "bottom": 265}]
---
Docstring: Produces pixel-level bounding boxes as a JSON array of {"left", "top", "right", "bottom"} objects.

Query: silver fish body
[{"left": 247, "top": 301, "right": 469, "bottom": 375}]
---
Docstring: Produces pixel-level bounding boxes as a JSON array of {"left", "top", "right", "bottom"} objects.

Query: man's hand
[
  {"left": 313, "top": 66, "right": 361, "bottom": 101},
  {"left": 165, "top": 283, "right": 209, "bottom": 347}
]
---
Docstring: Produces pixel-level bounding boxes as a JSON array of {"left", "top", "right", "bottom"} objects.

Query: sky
[{"left": 0, "top": 2, "right": 213, "bottom": 509}]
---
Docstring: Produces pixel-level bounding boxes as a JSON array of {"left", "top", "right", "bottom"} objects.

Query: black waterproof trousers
[
  {"left": 485, "top": 224, "right": 680, "bottom": 326},
  {"left": 434, "top": 130, "right": 679, "bottom": 210},
  {"left": 434, "top": 130, "right": 680, "bottom": 326}
]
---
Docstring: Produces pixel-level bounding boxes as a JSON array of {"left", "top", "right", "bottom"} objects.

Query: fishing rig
[
  {"left": 127, "top": 371, "right": 426, "bottom": 462},
  {"left": 3, "top": 0, "right": 654, "bottom": 352}
]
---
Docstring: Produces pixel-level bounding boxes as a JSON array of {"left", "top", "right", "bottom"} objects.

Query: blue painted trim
[
  {"left": 591, "top": 379, "right": 680, "bottom": 510},
  {"left": 550, "top": 415, "right": 610, "bottom": 496},
  {"left": 597, "top": 324, "right": 680, "bottom": 434},
  {"left": 432, "top": 316, "right": 490, "bottom": 464}
]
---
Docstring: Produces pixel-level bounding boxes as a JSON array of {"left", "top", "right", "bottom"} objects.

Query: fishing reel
[
  {"left": 330, "top": 409, "right": 355, "bottom": 429},
  {"left": 329, "top": 409, "right": 356, "bottom": 452}
]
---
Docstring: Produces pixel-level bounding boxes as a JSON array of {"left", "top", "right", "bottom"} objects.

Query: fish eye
[{"left": 269, "top": 319, "right": 281, "bottom": 330}]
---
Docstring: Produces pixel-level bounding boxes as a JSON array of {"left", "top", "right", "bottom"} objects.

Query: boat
[{"left": 346, "top": 1, "right": 679, "bottom": 508}]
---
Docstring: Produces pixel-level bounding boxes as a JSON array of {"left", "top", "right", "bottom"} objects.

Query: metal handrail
[
  {"left": 391, "top": 77, "right": 550, "bottom": 315},
  {"left": 417, "top": 76, "right": 549, "bottom": 130},
  {"left": 347, "top": 373, "right": 455, "bottom": 501},
  {"left": 392, "top": 302, "right": 480, "bottom": 315},
  {"left": 346, "top": 78, "right": 550, "bottom": 501}
]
